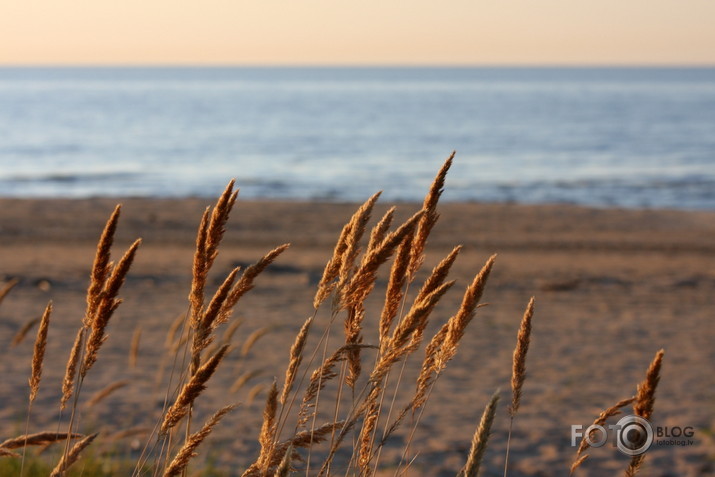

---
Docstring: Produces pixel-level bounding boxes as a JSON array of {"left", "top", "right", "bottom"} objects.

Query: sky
[{"left": 1, "top": 0, "right": 714, "bottom": 65}]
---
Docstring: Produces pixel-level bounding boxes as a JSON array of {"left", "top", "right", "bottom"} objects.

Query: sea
[{"left": 0, "top": 67, "right": 714, "bottom": 209}]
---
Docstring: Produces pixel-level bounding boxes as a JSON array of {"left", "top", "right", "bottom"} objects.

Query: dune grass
[{"left": 0, "top": 154, "right": 665, "bottom": 476}]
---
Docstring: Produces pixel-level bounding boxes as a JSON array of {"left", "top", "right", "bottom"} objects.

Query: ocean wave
[{"left": 3, "top": 173, "right": 714, "bottom": 210}]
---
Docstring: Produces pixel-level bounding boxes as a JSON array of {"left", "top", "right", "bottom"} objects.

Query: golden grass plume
[
  {"left": 163, "top": 405, "right": 237, "bottom": 477},
  {"left": 625, "top": 349, "right": 665, "bottom": 477},
  {"left": 49, "top": 432, "right": 98, "bottom": 477},
  {"left": 29, "top": 301, "right": 52, "bottom": 402},
  {"left": 161, "top": 345, "right": 229, "bottom": 434},
  {"left": 458, "top": 389, "right": 500, "bottom": 477},
  {"left": 0, "top": 432, "right": 83, "bottom": 450},
  {"left": 510, "top": 297, "right": 535, "bottom": 418}
]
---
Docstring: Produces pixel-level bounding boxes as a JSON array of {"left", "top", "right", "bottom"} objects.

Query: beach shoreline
[{"left": 1, "top": 197, "right": 713, "bottom": 476}]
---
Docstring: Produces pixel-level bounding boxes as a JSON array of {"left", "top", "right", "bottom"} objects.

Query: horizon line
[{"left": 2, "top": 62, "right": 715, "bottom": 69}]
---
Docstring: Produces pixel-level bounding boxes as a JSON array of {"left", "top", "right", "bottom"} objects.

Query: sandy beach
[{"left": 1, "top": 197, "right": 714, "bottom": 476}]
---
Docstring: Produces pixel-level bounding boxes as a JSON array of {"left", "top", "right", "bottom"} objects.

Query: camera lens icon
[{"left": 616, "top": 415, "right": 653, "bottom": 456}]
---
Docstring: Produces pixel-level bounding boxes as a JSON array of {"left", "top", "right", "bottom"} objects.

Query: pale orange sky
[{"left": 1, "top": 0, "right": 714, "bottom": 65}]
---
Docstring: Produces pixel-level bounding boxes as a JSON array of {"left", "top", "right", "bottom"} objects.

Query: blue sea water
[{"left": 0, "top": 67, "right": 714, "bottom": 209}]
